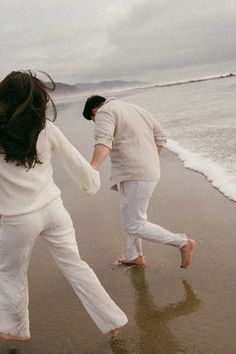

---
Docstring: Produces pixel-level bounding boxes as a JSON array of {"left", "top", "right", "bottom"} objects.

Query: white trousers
[
  {"left": 120, "top": 180, "right": 187, "bottom": 261},
  {"left": 0, "top": 198, "right": 127, "bottom": 338}
]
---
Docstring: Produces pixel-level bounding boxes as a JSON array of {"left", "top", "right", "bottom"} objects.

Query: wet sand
[{"left": 1, "top": 106, "right": 236, "bottom": 354}]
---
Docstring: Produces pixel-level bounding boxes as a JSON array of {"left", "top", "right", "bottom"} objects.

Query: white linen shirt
[
  {"left": 94, "top": 98, "right": 167, "bottom": 189},
  {"left": 0, "top": 121, "right": 100, "bottom": 216}
]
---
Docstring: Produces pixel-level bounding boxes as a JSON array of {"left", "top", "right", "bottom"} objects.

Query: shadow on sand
[{"left": 110, "top": 267, "right": 200, "bottom": 354}]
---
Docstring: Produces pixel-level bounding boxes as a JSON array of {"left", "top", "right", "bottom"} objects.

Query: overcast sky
[{"left": 1, "top": 0, "right": 236, "bottom": 84}]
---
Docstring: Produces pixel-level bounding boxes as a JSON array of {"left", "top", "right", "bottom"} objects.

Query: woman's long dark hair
[{"left": 0, "top": 70, "right": 57, "bottom": 169}]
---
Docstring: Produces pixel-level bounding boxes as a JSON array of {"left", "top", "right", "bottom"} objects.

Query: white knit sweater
[{"left": 0, "top": 121, "right": 100, "bottom": 216}]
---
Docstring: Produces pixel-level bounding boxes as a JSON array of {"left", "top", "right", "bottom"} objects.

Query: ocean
[{"left": 54, "top": 74, "right": 236, "bottom": 202}]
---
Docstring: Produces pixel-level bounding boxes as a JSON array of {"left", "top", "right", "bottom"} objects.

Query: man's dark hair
[{"left": 83, "top": 95, "right": 106, "bottom": 120}]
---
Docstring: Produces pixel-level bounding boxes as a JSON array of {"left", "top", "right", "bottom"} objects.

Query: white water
[{"left": 121, "top": 76, "right": 236, "bottom": 202}]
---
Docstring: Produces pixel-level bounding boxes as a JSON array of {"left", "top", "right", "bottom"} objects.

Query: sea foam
[{"left": 166, "top": 139, "right": 236, "bottom": 202}]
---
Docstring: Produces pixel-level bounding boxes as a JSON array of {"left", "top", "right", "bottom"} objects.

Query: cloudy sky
[{"left": 1, "top": 0, "right": 236, "bottom": 84}]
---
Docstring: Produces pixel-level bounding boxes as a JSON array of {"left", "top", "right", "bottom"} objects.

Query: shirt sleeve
[
  {"left": 150, "top": 114, "right": 167, "bottom": 146},
  {"left": 94, "top": 110, "right": 116, "bottom": 150},
  {"left": 47, "top": 121, "right": 100, "bottom": 195}
]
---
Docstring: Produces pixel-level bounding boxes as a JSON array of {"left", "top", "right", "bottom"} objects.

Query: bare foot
[
  {"left": 180, "top": 239, "right": 196, "bottom": 268},
  {"left": 0, "top": 333, "right": 31, "bottom": 341},
  {"left": 109, "top": 326, "right": 124, "bottom": 339},
  {"left": 118, "top": 256, "right": 146, "bottom": 266}
]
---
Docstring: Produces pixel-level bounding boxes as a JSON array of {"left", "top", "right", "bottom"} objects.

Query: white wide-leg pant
[
  {"left": 0, "top": 198, "right": 127, "bottom": 338},
  {"left": 120, "top": 180, "right": 187, "bottom": 261}
]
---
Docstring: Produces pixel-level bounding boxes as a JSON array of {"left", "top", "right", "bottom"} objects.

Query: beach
[
  {"left": 1, "top": 0, "right": 236, "bottom": 351},
  {"left": 1, "top": 135, "right": 235, "bottom": 353},
  {"left": 1, "top": 0, "right": 236, "bottom": 350},
  {"left": 1, "top": 78, "right": 236, "bottom": 353}
]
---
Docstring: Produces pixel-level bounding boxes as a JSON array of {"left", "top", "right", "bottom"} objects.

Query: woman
[{"left": 0, "top": 71, "right": 127, "bottom": 341}]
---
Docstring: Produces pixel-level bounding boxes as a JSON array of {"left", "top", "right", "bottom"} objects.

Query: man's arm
[
  {"left": 91, "top": 144, "right": 110, "bottom": 169},
  {"left": 147, "top": 110, "right": 167, "bottom": 148},
  {"left": 92, "top": 109, "right": 116, "bottom": 169},
  {"left": 152, "top": 115, "right": 167, "bottom": 154},
  {"left": 157, "top": 144, "right": 164, "bottom": 154}
]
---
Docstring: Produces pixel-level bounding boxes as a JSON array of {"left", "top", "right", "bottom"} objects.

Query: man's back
[{"left": 94, "top": 98, "right": 166, "bottom": 189}]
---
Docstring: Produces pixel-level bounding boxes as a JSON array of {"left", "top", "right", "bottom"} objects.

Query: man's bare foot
[
  {"left": 0, "top": 332, "right": 31, "bottom": 341},
  {"left": 109, "top": 326, "right": 124, "bottom": 339},
  {"left": 180, "top": 239, "right": 196, "bottom": 268},
  {"left": 118, "top": 255, "right": 146, "bottom": 266}
]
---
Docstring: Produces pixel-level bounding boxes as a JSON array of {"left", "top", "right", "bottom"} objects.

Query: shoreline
[{"left": 166, "top": 143, "right": 236, "bottom": 203}]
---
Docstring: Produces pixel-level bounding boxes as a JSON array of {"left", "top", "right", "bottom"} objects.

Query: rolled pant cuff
[
  {"left": 178, "top": 235, "right": 188, "bottom": 249},
  {"left": 128, "top": 252, "right": 143, "bottom": 262}
]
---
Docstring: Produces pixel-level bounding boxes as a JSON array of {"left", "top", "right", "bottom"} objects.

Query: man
[{"left": 82, "top": 96, "right": 195, "bottom": 268}]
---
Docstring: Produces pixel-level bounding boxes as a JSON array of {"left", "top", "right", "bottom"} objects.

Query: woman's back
[
  {"left": 0, "top": 122, "right": 60, "bottom": 216},
  {"left": 0, "top": 71, "right": 100, "bottom": 216}
]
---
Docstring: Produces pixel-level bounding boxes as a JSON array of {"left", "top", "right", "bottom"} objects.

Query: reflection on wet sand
[{"left": 111, "top": 268, "right": 200, "bottom": 354}]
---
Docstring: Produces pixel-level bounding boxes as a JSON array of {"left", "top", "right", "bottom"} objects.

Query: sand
[{"left": 1, "top": 143, "right": 236, "bottom": 354}]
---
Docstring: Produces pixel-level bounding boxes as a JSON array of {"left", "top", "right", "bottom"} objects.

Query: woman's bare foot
[
  {"left": 109, "top": 326, "right": 124, "bottom": 339},
  {"left": 0, "top": 332, "right": 31, "bottom": 341},
  {"left": 180, "top": 239, "right": 196, "bottom": 268},
  {"left": 118, "top": 255, "right": 146, "bottom": 266}
]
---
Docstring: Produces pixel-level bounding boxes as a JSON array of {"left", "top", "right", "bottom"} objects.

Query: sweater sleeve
[
  {"left": 94, "top": 110, "right": 116, "bottom": 150},
  {"left": 47, "top": 122, "right": 100, "bottom": 195},
  {"left": 150, "top": 114, "right": 167, "bottom": 146}
]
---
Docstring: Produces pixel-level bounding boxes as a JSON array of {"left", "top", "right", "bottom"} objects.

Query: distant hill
[
  {"left": 51, "top": 80, "right": 147, "bottom": 95},
  {"left": 74, "top": 80, "right": 147, "bottom": 91},
  {"left": 52, "top": 82, "right": 78, "bottom": 94},
  {"left": 49, "top": 73, "right": 236, "bottom": 96}
]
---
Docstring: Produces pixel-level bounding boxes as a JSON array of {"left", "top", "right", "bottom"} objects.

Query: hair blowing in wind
[{"left": 0, "top": 70, "right": 57, "bottom": 169}]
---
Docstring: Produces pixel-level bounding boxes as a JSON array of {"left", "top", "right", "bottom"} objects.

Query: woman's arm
[{"left": 47, "top": 122, "right": 100, "bottom": 195}]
